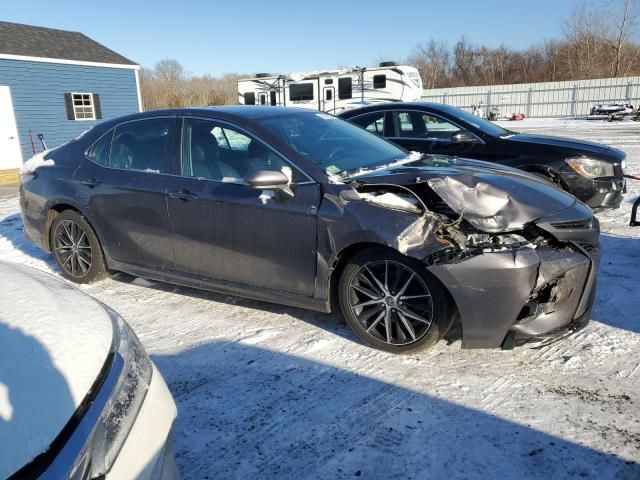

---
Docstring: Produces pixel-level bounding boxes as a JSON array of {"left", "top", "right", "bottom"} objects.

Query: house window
[
  {"left": 289, "top": 83, "right": 314, "bottom": 101},
  {"left": 65, "top": 93, "right": 101, "bottom": 121},
  {"left": 244, "top": 92, "right": 256, "bottom": 105},
  {"left": 338, "top": 77, "right": 352, "bottom": 100},
  {"left": 373, "top": 75, "right": 386, "bottom": 89}
]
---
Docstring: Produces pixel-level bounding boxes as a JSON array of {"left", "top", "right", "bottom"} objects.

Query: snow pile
[
  {"left": 357, "top": 191, "right": 421, "bottom": 213},
  {"left": 345, "top": 151, "right": 424, "bottom": 180},
  {"left": 258, "top": 190, "right": 275, "bottom": 205},
  {"left": 20, "top": 151, "right": 54, "bottom": 174}
]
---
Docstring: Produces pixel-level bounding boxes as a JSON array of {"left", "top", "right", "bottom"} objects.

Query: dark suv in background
[{"left": 339, "top": 102, "right": 626, "bottom": 209}]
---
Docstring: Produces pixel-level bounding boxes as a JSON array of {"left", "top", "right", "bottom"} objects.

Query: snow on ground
[{"left": 0, "top": 119, "right": 639, "bottom": 479}]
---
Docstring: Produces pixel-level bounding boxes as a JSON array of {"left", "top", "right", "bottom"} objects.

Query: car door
[
  {"left": 165, "top": 117, "right": 321, "bottom": 296},
  {"left": 389, "top": 110, "right": 482, "bottom": 156},
  {"left": 74, "top": 117, "right": 178, "bottom": 270}
]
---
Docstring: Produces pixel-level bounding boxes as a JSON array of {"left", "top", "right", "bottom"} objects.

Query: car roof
[
  {"left": 111, "top": 105, "right": 316, "bottom": 122},
  {"left": 339, "top": 102, "right": 452, "bottom": 117}
]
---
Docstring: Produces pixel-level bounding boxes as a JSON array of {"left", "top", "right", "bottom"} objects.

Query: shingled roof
[{"left": 0, "top": 21, "right": 137, "bottom": 66}]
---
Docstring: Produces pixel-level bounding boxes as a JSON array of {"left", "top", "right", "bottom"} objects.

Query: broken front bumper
[{"left": 427, "top": 213, "right": 600, "bottom": 349}]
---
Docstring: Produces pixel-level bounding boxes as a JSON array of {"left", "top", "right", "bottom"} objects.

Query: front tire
[
  {"left": 50, "top": 210, "right": 108, "bottom": 284},
  {"left": 338, "top": 248, "right": 453, "bottom": 353}
]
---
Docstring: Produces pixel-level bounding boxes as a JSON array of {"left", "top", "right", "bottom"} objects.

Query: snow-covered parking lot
[{"left": 1, "top": 118, "right": 639, "bottom": 479}]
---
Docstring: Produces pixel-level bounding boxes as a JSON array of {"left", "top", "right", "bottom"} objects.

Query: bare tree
[
  {"left": 408, "top": 40, "right": 450, "bottom": 88},
  {"left": 406, "top": 1, "right": 640, "bottom": 89},
  {"left": 606, "top": 0, "right": 639, "bottom": 75},
  {"left": 139, "top": 60, "right": 245, "bottom": 111}
]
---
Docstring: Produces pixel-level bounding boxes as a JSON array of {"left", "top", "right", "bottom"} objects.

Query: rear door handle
[
  {"left": 168, "top": 190, "right": 198, "bottom": 201},
  {"left": 80, "top": 178, "right": 100, "bottom": 188}
]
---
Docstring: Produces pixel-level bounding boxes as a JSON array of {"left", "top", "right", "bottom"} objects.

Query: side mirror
[
  {"left": 243, "top": 167, "right": 294, "bottom": 200},
  {"left": 451, "top": 131, "right": 477, "bottom": 144}
]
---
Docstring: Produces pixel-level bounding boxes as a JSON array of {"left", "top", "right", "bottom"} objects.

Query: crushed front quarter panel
[{"left": 428, "top": 247, "right": 592, "bottom": 348}]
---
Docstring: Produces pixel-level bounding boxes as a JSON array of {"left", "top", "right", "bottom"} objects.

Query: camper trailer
[{"left": 237, "top": 62, "right": 423, "bottom": 114}]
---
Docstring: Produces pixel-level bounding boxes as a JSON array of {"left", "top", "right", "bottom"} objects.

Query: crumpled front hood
[
  {"left": 351, "top": 155, "right": 577, "bottom": 232},
  {"left": 505, "top": 133, "right": 611, "bottom": 155},
  {"left": 0, "top": 262, "right": 114, "bottom": 478}
]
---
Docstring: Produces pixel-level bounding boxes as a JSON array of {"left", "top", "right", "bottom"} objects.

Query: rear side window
[
  {"left": 373, "top": 75, "right": 386, "bottom": 89},
  {"left": 350, "top": 112, "right": 386, "bottom": 136},
  {"left": 110, "top": 118, "right": 173, "bottom": 173},
  {"left": 338, "top": 77, "right": 352, "bottom": 100},
  {"left": 289, "top": 83, "right": 314, "bottom": 101},
  {"left": 86, "top": 130, "right": 113, "bottom": 166},
  {"left": 244, "top": 92, "right": 256, "bottom": 105}
]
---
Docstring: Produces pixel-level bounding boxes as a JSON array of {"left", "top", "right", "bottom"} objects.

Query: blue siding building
[{"left": 0, "top": 21, "right": 140, "bottom": 176}]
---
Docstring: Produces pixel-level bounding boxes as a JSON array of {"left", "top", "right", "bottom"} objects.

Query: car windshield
[
  {"left": 444, "top": 106, "right": 512, "bottom": 137},
  {"left": 257, "top": 111, "right": 409, "bottom": 177}
]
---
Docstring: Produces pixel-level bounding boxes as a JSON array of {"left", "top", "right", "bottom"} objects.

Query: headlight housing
[
  {"left": 87, "top": 314, "right": 152, "bottom": 477},
  {"left": 565, "top": 157, "right": 615, "bottom": 178}
]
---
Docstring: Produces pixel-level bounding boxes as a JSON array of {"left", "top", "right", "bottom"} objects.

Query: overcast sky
[{"left": 3, "top": 0, "right": 584, "bottom": 75}]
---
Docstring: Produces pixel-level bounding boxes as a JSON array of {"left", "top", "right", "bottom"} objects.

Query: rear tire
[
  {"left": 338, "top": 248, "right": 453, "bottom": 354},
  {"left": 50, "top": 210, "right": 108, "bottom": 284}
]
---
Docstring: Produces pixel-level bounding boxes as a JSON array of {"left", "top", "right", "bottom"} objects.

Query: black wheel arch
[
  {"left": 44, "top": 202, "right": 105, "bottom": 260},
  {"left": 328, "top": 242, "right": 392, "bottom": 312},
  {"left": 328, "top": 242, "right": 457, "bottom": 322}
]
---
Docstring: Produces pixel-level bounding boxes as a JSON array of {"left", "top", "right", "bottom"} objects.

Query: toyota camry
[{"left": 20, "top": 107, "right": 600, "bottom": 353}]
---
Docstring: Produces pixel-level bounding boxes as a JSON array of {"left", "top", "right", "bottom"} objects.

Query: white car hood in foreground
[{"left": 0, "top": 262, "right": 113, "bottom": 478}]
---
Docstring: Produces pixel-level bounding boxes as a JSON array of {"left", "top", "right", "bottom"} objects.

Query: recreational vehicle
[{"left": 237, "top": 62, "right": 423, "bottom": 114}]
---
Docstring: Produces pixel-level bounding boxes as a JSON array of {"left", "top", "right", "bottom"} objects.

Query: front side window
[
  {"left": 393, "top": 111, "right": 462, "bottom": 140},
  {"left": 421, "top": 114, "right": 461, "bottom": 139},
  {"left": 338, "top": 77, "right": 352, "bottom": 100},
  {"left": 351, "top": 112, "right": 386, "bottom": 136},
  {"left": 289, "top": 83, "right": 314, "bottom": 101},
  {"left": 110, "top": 118, "right": 173, "bottom": 173},
  {"left": 181, "top": 118, "right": 304, "bottom": 183}
]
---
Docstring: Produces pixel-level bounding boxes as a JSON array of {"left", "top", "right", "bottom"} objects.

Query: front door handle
[
  {"left": 80, "top": 177, "right": 100, "bottom": 188},
  {"left": 168, "top": 190, "right": 198, "bottom": 201}
]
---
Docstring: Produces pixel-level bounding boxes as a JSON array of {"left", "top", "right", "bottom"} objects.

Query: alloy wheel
[
  {"left": 54, "top": 219, "right": 93, "bottom": 277},
  {"left": 347, "top": 260, "right": 434, "bottom": 346}
]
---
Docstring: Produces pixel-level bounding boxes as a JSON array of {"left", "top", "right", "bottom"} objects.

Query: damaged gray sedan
[{"left": 20, "top": 107, "right": 599, "bottom": 353}]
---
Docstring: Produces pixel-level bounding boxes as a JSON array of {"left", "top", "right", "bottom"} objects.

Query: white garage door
[{"left": 0, "top": 86, "right": 22, "bottom": 169}]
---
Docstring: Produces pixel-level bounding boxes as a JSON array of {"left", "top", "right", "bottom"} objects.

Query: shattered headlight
[
  {"left": 565, "top": 157, "right": 615, "bottom": 178},
  {"left": 88, "top": 314, "right": 152, "bottom": 477}
]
